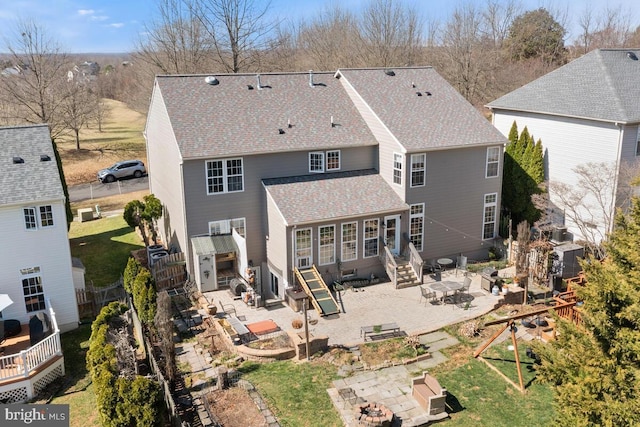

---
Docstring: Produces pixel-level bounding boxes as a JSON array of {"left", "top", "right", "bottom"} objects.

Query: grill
[{"left": 481, "top": 267, "right": 499, "bottom": 292}]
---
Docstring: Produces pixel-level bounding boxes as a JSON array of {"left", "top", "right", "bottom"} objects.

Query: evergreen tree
[
  {"left": 531, "top": 139, "right": 545, "bottom": 184},
  {"left": 508, "top": 121, "right": 519, "bottom": 144},
  {"left": 502, "top": 123, "right": 543, "bottom": 228},
  {"left": 532, "top": 198, "right": 640, "bottom": 425}
]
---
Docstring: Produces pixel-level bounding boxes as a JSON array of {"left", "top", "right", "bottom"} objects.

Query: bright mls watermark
[{"left": 1, "top": 404, "right": 69, "bottom": 426}]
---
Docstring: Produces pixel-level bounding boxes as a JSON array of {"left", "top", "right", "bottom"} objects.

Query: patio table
[
  {"left": 437, "top": 258, "right": 454, "bottom": 271},
  {"left": 429, "top": 281, "right": 464, "bottom": 304}
]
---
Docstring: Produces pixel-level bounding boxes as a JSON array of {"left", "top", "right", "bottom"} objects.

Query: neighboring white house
[
  {"left": 487, "top": 48, "right": 640, "bottom": 244},
  {"left": 0, "top": 124, "right": 79, "bottom": 332}
]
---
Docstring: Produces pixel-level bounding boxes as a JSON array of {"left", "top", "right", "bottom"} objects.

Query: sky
[{"left": 0, "top": 0, "right": 637, "bottom": 53}]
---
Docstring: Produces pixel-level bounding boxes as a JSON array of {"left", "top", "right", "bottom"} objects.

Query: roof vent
[
  {"left": 412, "top": 82, "right": 416, "bottom": 88},
  {"left": 40, "top": 154, "right": 51, "bottom": 162},
  {"left": 416, "top": 92, "right": 422, "bottom": 96},
  {"left": 13, "top": 156, "right": 24, "bottom": 164},
  {"left": 309, "top": 70, "right": 314, "bottom": 87},
  {"left": 278, "top": 128, "right": 285, "bottom": 135},
  {"left": 247, "top": 84, "right": 254, "bottom": 90},
  {"left": 256, "top": 74, "right": 262, "bottom": 90},
  {"left": 384, "top": 69, "right": 395, "bottom": 76},
  {"left": 287, "top": 119, "right": 292, "bottom": 128},
  {"left": 627, "top": 51, "right": 638, "bottom": 61},
  {"left": 425, "top": 91, "right": 432, "bottom": 96},
  {"left": 331, "top": 116, "right": 335, "bottom": 128},
  {"left": 204, "top": 76, "right": 219, "bottom": 85}
]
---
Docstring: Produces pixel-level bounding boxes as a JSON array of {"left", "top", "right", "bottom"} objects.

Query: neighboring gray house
[
  {"left": 488, "top": 49, "right": 640, "bottom": 245},
  {"left": 145, "top": 67, "right": 505, "bottom": 303}
]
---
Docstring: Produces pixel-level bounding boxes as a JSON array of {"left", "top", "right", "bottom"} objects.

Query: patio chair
[
  {"left": 419, "top": 286, "right": 437, "bottom": 306},
  {"left": 426, "top": 259, "right": 442, "bottom": 274},
  {"left": 456, "top": 254, "right": 468, "bottom": 276},
  {"left": 455, "top": 276, "right": 472, "bottom": 303}
]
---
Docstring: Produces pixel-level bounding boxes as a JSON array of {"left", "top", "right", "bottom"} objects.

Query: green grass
[
  {"left": 69, "top": 215, "right": 143, "bottom": 286},
  {"left": 434, "top": 357, "right": 554, "bottom": 427},
  {"left": 240, "top": 361, "right": 343, "bottom": 427},
  {"left": 50, "top": 324, "right": 100, "bottom": 427}
]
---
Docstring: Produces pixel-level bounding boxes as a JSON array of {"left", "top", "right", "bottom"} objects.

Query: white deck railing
[{"left": 0, "top": 304, "right": 61, "bottom": 382}]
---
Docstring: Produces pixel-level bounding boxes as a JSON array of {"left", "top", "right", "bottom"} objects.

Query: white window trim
[
  {"left": 24, "top": 205, "right": 54, "bottom": 230},
  {"left": 326, "top": 150, "right": 341, "bottom": 171},
  {"left": 309, "top": 152, "right": 324, "bottom": 173},
  {"left": 363, "top": 218, "right": 379, "bottom": 258},
  {"left": 410, "top": 203, "right": 425, "bottom": 251},
  {"left": 483, "top": 193, "right": 498, "bottom": 240},
  {"left": 393, "top": 153, "right": 403, "bottom": 186},
  {"left": 410, "top": 153, "right": 426, "bottom": 187},
  {"left": 341, "top": 222, "right": 358, "bottom": 262},
  {"left": 485, "top": 147, "right": 500, "bottom": 178},
  {"left": 21, "top": 266, "right": 46, "bottom": 313},
  {"left": 295, "top": 228, "right": 313, "bottom": 268},
  {"left": 208, "top": 217, "right": 246, "bottom": 237},
  {"left": 318, "top": 224, "right": 336, "bottom": 266},
  {"left": 206, "top": 158, "right": 244, "bottom": 195}
]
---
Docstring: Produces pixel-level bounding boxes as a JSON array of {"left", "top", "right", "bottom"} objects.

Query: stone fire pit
[{"left": 355, "top": 402, "right": 394, "bottom": 426}]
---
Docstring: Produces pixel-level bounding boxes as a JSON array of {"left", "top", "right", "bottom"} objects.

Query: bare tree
[
  {"left": 358, "top": 0, "right": 423, "bottom": 67},
  {"left": 136, "top": 0, "right": 214, "bottom": 74},
  {"left": 297, "top": 5, "right": 362, "bottom": 71},
  {"left": 0, "top": 19, "right": 72, "bottom": 140},
  {"left": 482, "top": 0, "right": 521, "bottom": 49},
  {"left": 437, "top": 3, "right": 496, "bottom": 105},
  {"left": 548, "top": 161, "right": 640, "bottom": 258},
  {"left": 60, "top": 75, "right": 100, "bottom": 150},
  {"left": 193, "top": 0, "right": 280, "bottom": 73}
]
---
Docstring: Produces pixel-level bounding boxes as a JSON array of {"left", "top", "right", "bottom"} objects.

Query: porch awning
[
  {"left": 263, "top": 169, "right": 409, "bottom": 226},
  {"left": 191, "top": 235, "right": 237, "bottom": 255}
]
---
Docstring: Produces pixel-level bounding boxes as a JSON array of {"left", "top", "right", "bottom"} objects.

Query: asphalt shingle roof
[
  {"left": 487, "top": 49, "right": 640, "bottom": 123},
  {"left": 154, "top": 72, "right": 377, "bottom": 159},
  {"left": 337, "top": 67, "right": 506, "bottom": 151},
  {"left": 0, "top": 124, "right": 64, "bottom": 206},
  {"left": 263, "top": 169, "right": 409, "bottom": 225}
]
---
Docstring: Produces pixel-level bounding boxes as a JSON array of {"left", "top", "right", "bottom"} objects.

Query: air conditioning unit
[{"left": 552, "top": 226, "right": 567, "bottom": 242}]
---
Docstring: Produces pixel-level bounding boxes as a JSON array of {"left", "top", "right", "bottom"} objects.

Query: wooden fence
[{"left": 153, "top": 252, "right": 187, "bottom": 291}]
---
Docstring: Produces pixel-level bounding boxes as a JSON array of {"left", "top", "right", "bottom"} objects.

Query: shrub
[
  {"left": 133, "top": 267, "right": 157, "bottom": 324},
  {"left": 123, "top": 257, "right": 141, "bottom": 294}
]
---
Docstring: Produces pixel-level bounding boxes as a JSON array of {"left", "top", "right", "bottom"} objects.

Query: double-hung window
[
  {"left": 486, "top": 147, "right": 500, "bottom": 178},
  {"left": 363, "top": 219, "right": 379, "bottom": 258},
  {"left": 341, "top": 222, "right": 357, "bottom": 262},
  {"left": 21, "top": 266, "right": 45, "bottom": 313},
  {"left": 483, "top": 193, "right": 497, "bottom": 239},
  {"left": 24, "top": 205, "right": 54, "bottom": 230},
  {"left": 410, "top": 154, "right": 425, "bottom": 187},
  {"left": 410, "top": 203, "right": 424, "bottom": 251},
  {"left": 393, "top": 153, "right": 403, "bottom": 185},
  {"left": 318, "top": 225, "right": 335, "bottom": 265},
  {"left": 206, "top": 158, "right": 244, "bottom": 194},
  {"left": 309, "top": 150, "right": 340, "bottom": 173},
  {"left": 309, "top": 152, "right": 324, "bottom": 173}
]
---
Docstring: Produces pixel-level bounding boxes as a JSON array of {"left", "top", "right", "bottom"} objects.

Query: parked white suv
[{"left": 97, "top": 160, "right": 146, "bottom": 183}]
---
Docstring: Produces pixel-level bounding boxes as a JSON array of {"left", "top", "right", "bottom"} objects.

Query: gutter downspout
[{"left": 611, "top": 122, "right": 624, "bottom": 236}]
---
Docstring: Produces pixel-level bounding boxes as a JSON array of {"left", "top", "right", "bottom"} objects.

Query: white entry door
[{"left": 384, "top": 215, "right": 401, "bottom": 256}]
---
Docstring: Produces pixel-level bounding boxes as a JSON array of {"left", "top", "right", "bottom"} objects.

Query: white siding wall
[
  {"left": 0, "top": 202, "right": 79, "bottom": 332},
  {"left": 493, "top": 111, "right": 621, "bottom": 241},
  {"left": 145, "top": 87, "right": 187, "bottom": 263}
]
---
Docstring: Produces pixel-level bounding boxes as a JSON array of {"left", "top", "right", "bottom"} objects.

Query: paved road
[{"left": 68, "top": 176, "right": 149, "bottom": 202}]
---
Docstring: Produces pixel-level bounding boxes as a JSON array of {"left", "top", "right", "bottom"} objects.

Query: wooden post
[
  {"left": 473, "top": 321, "right": 510, "bottom": 358},
  {"left": 510, "top": 323, "right": 525, "bottom": 393},
  {"left": 303, "top": 298, "right": 310, "bottom": 361}
]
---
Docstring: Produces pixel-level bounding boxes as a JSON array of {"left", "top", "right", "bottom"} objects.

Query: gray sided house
[
  {"left": 488, "top": 49, "right": 640, "bottom": 244},
  {"left": 145, "top": 67, "right": 505, "bottom": 303}
]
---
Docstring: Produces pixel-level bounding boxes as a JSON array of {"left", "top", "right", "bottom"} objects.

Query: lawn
[
  {"left": 240, "top": 361, "right": 343, "bottom": 427},
  {"left": 68, "top": 214, "right": 144, "bottom": 287}
]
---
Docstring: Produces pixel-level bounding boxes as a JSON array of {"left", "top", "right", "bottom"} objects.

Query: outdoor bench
[
  {"left": 411, "top": 371, "right": 447, "bottom": 415},
  {"left": 360, "top": 322, "right": 400, "bottom": 340}
]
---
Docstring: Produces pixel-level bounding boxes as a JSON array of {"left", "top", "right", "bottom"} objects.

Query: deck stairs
[
  {"left": 294, "top": 265, "right": 340, "bottom": 317},
  {"left": 395, "top": 259, "right": 422, "bottom": 289}
]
